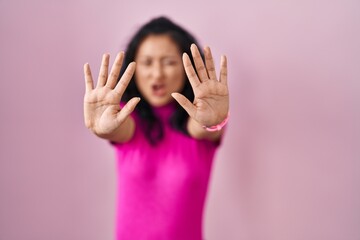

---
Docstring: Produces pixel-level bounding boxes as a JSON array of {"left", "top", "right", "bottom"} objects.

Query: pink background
[{"left": 1, "top": 0, "right": 359, "bottom": 239}]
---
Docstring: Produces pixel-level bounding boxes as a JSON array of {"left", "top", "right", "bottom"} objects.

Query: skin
[
  {"left": 83, "top": 35, "right": 229, "bottom": 143},
  {"left": 135, "top": 35, "right": 186, "bottom": 107}
]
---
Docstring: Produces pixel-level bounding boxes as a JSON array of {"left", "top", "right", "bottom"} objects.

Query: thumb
[
  {"left": 171, "top": 93, "right": 196, "bottom": 119},
  {"left": 116, "top": 97, "right": 141, "bottom": 123}
]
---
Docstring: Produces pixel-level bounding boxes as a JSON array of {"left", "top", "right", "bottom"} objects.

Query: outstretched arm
[
  {"left": 83, "top": 52, "right": 141, "bottom": 143},
  {"left": 172, "top": 44, "right": 229, "bottom": 141}
]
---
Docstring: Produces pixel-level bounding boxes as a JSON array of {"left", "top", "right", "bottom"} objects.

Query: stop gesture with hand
[
  {"left": 172, "top": 44, "right": 229, "bottom": 128},
  {"left": 83, "top": 52, "right": 140, "bottom": 138}
]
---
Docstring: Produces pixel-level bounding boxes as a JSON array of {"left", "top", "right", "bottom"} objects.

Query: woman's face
[{"left": 134, "top": 34, "right": 186, "bottom": 107}]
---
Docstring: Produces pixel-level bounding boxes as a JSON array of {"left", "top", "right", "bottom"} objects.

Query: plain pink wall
[{"left": 1, "top": 0, "right": 359, "bottom": 239}]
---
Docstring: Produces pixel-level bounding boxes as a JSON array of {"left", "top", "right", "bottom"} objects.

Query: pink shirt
[{"left": 112, "top": 103, "right": 219, "bottom": 240}]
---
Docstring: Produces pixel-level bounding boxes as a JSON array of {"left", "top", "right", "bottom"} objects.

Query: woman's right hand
[{"left": 83, "top": 52, "right": 140, "bottom": 138}]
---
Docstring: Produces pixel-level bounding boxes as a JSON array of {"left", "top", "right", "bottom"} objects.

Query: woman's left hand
[{"left": 172, "top": 44, "right": 229, "bottom": 127}]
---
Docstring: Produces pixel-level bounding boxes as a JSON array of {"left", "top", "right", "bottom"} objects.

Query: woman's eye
[
  {"left": 162, "top": 59, "right": 177, "bottom": 66},
  {"left": 139, "top": 60, "right": 151, "bottom": 66}
]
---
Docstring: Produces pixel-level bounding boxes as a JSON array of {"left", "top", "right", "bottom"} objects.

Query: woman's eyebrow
[
  {"left": 162, "top": 55, "right": 179, "bottom": 58},
  {"left": 137, "top": 53, "right": 180, "bottom": 57}
]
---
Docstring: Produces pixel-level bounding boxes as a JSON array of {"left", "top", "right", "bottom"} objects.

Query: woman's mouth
[{"left": 152, "top": 83, "right": 166, "bottom": 96}]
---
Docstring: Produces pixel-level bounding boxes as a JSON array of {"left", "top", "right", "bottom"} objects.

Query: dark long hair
[{"left": 119, "top": 16, "right": 202, "bottom": 145}]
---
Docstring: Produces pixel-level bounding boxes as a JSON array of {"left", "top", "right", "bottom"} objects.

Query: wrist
[{"left": 202, "top": 112, "right": 230, "bottom": 132}]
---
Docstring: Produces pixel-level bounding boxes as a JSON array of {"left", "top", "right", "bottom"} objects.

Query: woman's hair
[{"left": 119, "top": 16, "right": 202, "bottom": 145}]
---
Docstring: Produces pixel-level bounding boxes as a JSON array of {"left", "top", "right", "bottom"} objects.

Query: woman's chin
[{"left": 146, "top": 95, "right": 174, "bottom": 107}]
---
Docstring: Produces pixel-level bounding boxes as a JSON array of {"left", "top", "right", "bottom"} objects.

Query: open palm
[
  {"left": 172, "top": 44, "right": 229, "bottom": 127},
  {"left": 83, "top": 52, "right": 140, "bottom": 137}
]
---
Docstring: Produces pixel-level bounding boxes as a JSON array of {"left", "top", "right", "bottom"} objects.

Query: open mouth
[{"left": 152, "top": 83, "right": 166, "bottom": 96}]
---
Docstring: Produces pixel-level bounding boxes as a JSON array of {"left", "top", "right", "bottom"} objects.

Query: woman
[{"left": 83, "top": 16, "right": 229, "bottom": 240}]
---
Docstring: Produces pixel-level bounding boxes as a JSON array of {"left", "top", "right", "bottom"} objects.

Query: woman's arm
[
  {"left": 172, "top": 44, "right": 229, "bottom": 141},
  {"left": 83, "top": 52, "right": 140, "bottom": 143}
]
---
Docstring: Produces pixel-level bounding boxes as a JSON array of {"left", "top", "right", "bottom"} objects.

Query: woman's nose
[{"left": 151, "top": 62, "right": 164, "bottom": 79}]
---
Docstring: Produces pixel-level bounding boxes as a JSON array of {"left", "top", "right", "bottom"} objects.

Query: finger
[
  {"left": 97, "top": 53, "right": 110, "bottom": 87},
  {"left": 171, "top": 93, "right": 196, "bottom": 119},
  {"left": 190, "top": 44, "right": 209, "bottom": 82},
  {"left": 182, "top": 53, "right": 201, "bottom": 89},
  {"left": 114, "top": 62, "right": 136, "bottom": 97},
  {"left": 219, "top": 55, "right": 228, "bottom": 85},
  {"left": 84, "top": 63, "right": 94, "bottom": 92},
  {"left": 204, "top": 46, "right": 217, "bottom": 80},
  {"left": 116, "top": 97, "right": 141, "bottom": 123},
  {"left": 106, "top": 52, "right": 124, "bottom": 89}
]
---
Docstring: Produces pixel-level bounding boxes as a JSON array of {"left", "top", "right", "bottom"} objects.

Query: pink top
[{"left": 112, "top": 102, "right": 219, "bottom": 240}]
